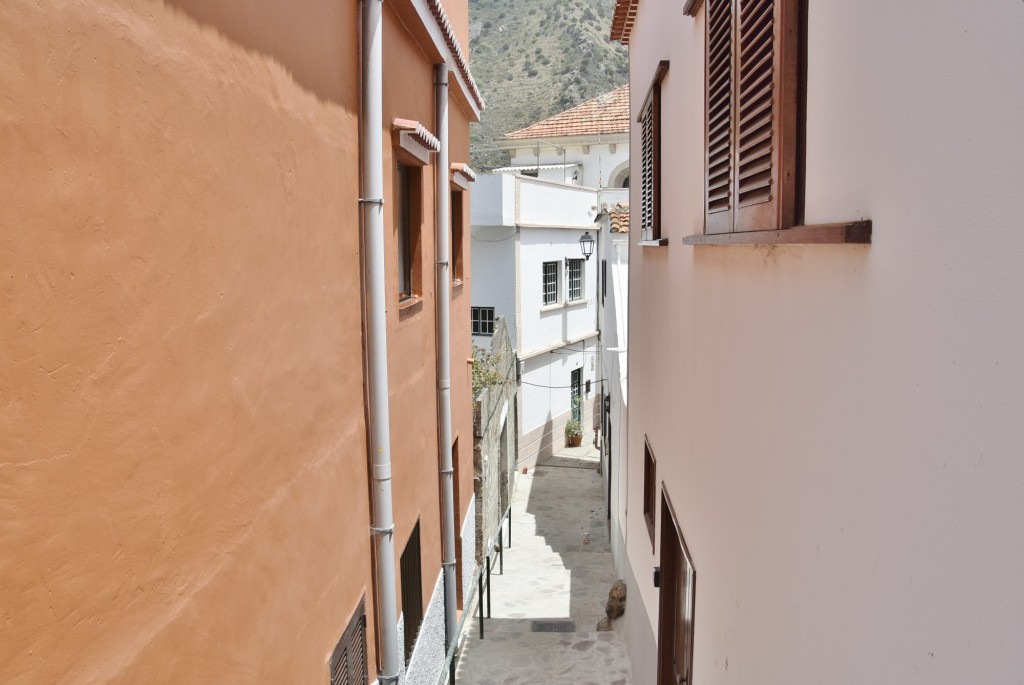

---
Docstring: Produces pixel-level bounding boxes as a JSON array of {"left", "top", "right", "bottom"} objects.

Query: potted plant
[{"left": 565, "top": 417, "right": 583, "bottom": 447}]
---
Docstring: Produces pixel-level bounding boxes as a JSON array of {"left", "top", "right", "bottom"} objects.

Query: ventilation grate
[{"left": 531, "top": 620, "right": 576, "bottom": 633}]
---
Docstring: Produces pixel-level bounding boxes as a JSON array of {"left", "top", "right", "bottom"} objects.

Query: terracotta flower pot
[{"left": 567, "top": 434, "right": 583, "bottom": 447}]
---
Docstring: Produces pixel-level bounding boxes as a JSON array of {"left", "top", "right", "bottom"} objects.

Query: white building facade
[{"left": 471, "top": 88, "right": 630, "bottom": 466}]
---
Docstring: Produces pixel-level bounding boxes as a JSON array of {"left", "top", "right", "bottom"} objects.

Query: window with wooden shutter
[
  {"left": 400, "top": 522, "right": 423, "bottom": 664},
  {"left": 330, "top": 598, "right": 368, "bottom": 685},
  {"left": 705, "top": 0, "right": 801, "bottom": 235},
  {"left": 639, "top": 61, "right": 669, "bottom": 244},
  {"left": 657, "top": 491, "right": 696, "bottom": 685},
  {"left": 643, "top": 437, "right": 657, "bottom": 548}
]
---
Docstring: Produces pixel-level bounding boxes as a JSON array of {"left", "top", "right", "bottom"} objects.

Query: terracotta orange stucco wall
[
  {"left": 448, "top": 100, "right": 477, "bottom": 547},
  {"left": 437, "top": 0, "right": 476, "bottom": 568},
  {"left": 0, "top": 1, "right": 376, "bottom": 682},
  {"left": 381, "top": 0, "right": 477, "bottom": 621}
]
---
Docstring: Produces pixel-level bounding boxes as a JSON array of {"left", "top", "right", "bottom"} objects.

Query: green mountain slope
[{"left": 468, "top": 0, "right": 628, "bottom": 171}]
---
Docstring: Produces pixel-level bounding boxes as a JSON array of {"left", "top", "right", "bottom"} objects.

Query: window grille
[
  {"left": 471, "top": 307, "right": 496, "bottom": 335},
  {"left": 400, "top": 522, "right": 423, "bottom": 664},
  {"left": 542, "top": 261, "right": 559, "bottom": 305},
  {"left": 567, "top": 259, "right": 584, "bottom": 301},
  {"left": 570, "top": 368, "right": 582, "bottom": 421}
]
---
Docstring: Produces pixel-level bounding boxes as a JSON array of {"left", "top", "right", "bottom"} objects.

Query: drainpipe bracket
[
  {"left": 370, "top": 524, "right": 394, "bottom": 537},
  {"left": 439, "top": 467, "right": 454, "bottom": 475},
  {"left": 372, "top": 463, "right": 392, "bottom": 481},
  {"left": 442, "top": 561, "right": 456, "bottom": 569},
  {"left": 359, "top": 197, "right": 385, "bottom": 205}
]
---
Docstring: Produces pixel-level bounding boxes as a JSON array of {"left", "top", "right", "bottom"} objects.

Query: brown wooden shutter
[
  {"left": 640, "top": 98, "right": 656, "bottom": 240},
  {"left": 706, "top": 0, "right": 800, "bottom": 234},
  {"left": 705, "top": 0, "right": 734, "bottom": 235},
  {"left": 330, "top": 599, "right": 368, "bottom": 685},
  {"left": 640, "top": 62, "right": 668, "bottom": 242}
]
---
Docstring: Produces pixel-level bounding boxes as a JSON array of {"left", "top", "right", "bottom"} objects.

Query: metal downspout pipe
[
  {"left": 361, "top": 1, "right": 400, "bottom": 683},
  {"left": 433, "top": 62, "right": 460, "bottom": 677}
]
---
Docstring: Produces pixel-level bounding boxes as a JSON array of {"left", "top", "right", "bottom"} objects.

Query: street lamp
[{"left": 579, "top": 231, "right": 595, "bottom": 261}]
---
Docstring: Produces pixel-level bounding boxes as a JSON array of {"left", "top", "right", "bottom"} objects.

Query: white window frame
[
  {"left": 542, "top": 261, "right": 559, "bottom": 305},
  {"left": 567, "top": 259, "right": 584, "bottom": 302}
]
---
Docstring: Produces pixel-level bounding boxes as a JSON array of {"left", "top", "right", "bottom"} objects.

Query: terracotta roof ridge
[
  {"left": 501, "top": 84, "right": 630, "bottom": 141},
  {"left": 425, "top": 0, "right": 485, "bottom": 110}
]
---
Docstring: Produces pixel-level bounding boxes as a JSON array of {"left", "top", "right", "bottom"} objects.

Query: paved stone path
[{"left": 454, "top": 444, "right": 632, "bottom": 685}]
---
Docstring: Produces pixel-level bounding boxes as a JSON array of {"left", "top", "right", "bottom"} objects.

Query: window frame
[
  {"left": 542, "top": 261, "right": 560, "bottom": 305},
  {"left": 638, "top": 61, "right": 670, "bottom": 247},
  {"left": 643, "top": 437, "right": 657, "bottom": 549},
  {"left": 570, "top": 368, "right": 582, "bottom": 421},
  {"left": 567, "top": 258, "right": 585, "bottom": 302},
  {"left": 451, "top": 188, "right": 465, "bottom": 285},
  {"left": 400, "top": 521, "right": 423, "bottom": 664},
  {"left": 329, "top": 598, "right": 368, "bottom": 685},
  {"left": 471, "top": 306, "right": 496, "bottom": 336},
  {"left": 680, "top": 0, "right": 870, "bottom": 246},
  {"left": 395, "top": 162, "right": 423, "bottom": 301},
  {"left": 657, "top": 488, "right": 696, "bottom": 685}
]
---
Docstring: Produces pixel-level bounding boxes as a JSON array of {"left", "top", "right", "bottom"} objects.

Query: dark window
[
  {"left": 400, "top": 521, "right": 423, "bottom": 664},
  {"left": 330, "top": 598, "right": 368, "bottom": 685},
  {"left": 542, "top": 261, "right": 559, "bottom": 305},
  {"left": 570, "top": 369, "right": 582, "bottom": 421},
  {"left": 601, "top": 259, "right": 607, "bottom": 305},
  {"left": 643, "top": 438, "right": 656, "bottom": 547},
  {"left": 396, "top": 163, "right": 422, "bottom": 299},
  {"left": 705, "top": 0, "right": 803, "bottom": 235},
  {"left": 639, "top": 62, "right": 668, "bottom": 242},
  {"left": 658, "top": 491, "right": 696, "bottom": 685},
  {"left": 451, "top": 189, "right": 464, "bottom": 282},
  {"left": 567, "top": 259, "right": 584, "bottom": 301},
  {"left": 471, "top": 306, "right": 496, "bottom": 336}
]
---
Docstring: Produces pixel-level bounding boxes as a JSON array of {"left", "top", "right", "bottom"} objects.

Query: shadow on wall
[
  {"left": 165, "top": 0, "right": 357, "bottom": 105},
  {"left": 538, "top": 411, "right": 555, "bottom": 464}
]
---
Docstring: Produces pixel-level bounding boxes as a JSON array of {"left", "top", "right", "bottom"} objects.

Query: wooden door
[{"left": 658, "top": 492, "right": 696, "bottom": 685}]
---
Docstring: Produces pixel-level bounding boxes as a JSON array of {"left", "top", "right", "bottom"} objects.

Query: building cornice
[{"left": 391, "top": 0, "right": 485, "bottom": 120}]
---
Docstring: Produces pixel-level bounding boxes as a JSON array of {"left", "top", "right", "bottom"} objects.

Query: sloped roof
[
  {"left": 606, "top": 203, "right": 630, "bottom": 233},
  {"left": 502, "top": 85, "right": 629, "bottom": 141},
  {"left": 610, "top": 0, "right": 638, "bottom": 44}
]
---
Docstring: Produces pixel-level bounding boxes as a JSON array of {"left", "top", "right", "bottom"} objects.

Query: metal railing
[{"left": 437, "top": 504, "right": 513, "bottom": 685}]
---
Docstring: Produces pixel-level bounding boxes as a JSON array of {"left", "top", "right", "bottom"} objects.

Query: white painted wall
[
  {"left": 518, "top": 226, "right": 599, "bottom": 357},
  {"left": 622, "top": 2, "right": 1024, "bottom": 685},
  {"left": 469, "top": 175, "right": 517, "bottom": 349},
  {"left": 509, "top": 137, "right": 630, "bottom": 189},
  {"left": 519, "top": 341, "right": 598, "bottom": 440},
  {"left": 469, "top": 173, "right": 515, "bottom": 228},
  {"left": 517, "top": 178, "right": 598, "bottom": 228}
]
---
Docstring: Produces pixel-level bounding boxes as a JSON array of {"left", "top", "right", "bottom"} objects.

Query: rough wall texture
[
  {"left": 0, "top": 1, "right": 374, "bottom": 683},
  {"left": 472, "top": 318, "right": 518, "bottom": 565},
  {"left": 402, "top": 572, "right": 447, "bottom": 685}
]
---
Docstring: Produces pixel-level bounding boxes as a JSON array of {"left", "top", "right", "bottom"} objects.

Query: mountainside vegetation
[{"left": 468, "top": 0, "right": 628, "bottom": 171}]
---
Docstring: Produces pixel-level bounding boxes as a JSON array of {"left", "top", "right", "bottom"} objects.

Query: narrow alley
[{"left": 456, "top": 444, "right": 632, "bottom": 685}]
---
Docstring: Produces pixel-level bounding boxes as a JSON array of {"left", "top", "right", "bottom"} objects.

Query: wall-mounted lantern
[{"left": 579, "top": 231, "right": 595, "bottom": 261}]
